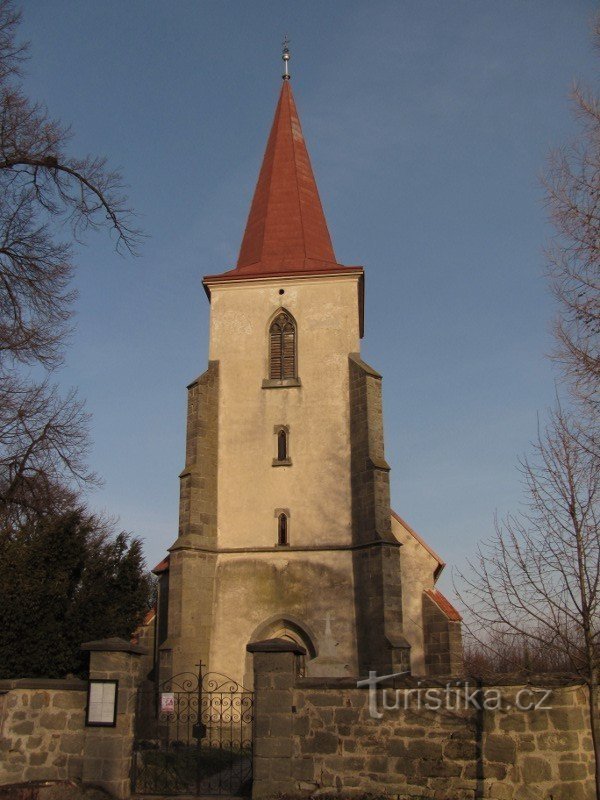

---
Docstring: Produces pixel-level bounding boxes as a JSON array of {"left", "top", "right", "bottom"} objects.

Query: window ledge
[
  {"left": 272, "top": 458, "right": 292, "bottom": 467},
  {"left": 262, "top": 378, "right": 302, "bottom": 389}
]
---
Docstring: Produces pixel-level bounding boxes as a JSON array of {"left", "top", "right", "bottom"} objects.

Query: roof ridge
[
  {"left": 391, "top": 509, "right": 446, "bottom": 579},
  {"left": 256, "top": 84, "right": 286, "bottom": 268},
  {"left": 286, "top": 83, "right": 308, "bottom": 261}
]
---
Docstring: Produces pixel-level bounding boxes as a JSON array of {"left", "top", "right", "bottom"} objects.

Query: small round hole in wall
[{"left": 279, "top": 289, "right": 285, "bottom": 295}]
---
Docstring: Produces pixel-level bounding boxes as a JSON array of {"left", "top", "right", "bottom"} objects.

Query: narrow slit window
[
  {"left": 277, "top": 429, "right": 288, "bottom": 461},
  {"left": 278, "top": 513, "right": 288, "bottom": 546},
  {"left": 269, "top": 311, "right": 296, "bottom": 380}
]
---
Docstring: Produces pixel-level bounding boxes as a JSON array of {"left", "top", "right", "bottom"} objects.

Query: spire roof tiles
[{"left": 211, "top": 81, "right": 355, "bottom": 279}]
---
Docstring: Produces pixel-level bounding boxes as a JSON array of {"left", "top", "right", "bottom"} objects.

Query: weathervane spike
[{"left": 282, "top": 35, "right": 291, "bottom": 81}]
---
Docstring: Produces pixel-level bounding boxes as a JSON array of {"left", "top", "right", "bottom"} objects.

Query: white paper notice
[
  {"left": 161, "top": 692, "right": 175, "bottom": 714},
  {"left": 88, "top": 681, "right": 117, "bottom": 725}
]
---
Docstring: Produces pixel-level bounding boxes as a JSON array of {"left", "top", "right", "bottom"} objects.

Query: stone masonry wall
[
  {"left": 250, "top": 644, "right": 597, "bottom": 800},
  {"left": 178, "top": 360, "right": 219, "bottom": 544},
  {"left": 0, "top": 680, "right": 86, "bottom": 786},
  {"left": 291, "top": 680, "right": 596, "bottom": 800},
  {"left": 349, "top": 354, "right": 409, "bottom": 676},
  {"left": 422, "top": 592, "right": 463, "bottom": 677}
]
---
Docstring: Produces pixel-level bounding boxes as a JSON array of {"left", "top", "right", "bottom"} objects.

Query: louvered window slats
[{"left": 269, "top": 312, "right": 296, "bottom": 380}]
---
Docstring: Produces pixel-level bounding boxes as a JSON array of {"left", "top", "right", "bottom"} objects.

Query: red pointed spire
[{"left": 232, "top": 81, "right": 342, "bottom": 275}]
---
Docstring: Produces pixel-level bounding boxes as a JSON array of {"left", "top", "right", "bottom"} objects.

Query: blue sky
[{"left": 19, "top": 1, "right": 597, "bottom": 596}]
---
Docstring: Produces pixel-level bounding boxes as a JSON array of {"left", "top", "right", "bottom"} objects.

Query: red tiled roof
[
  {"left": 142, "top": 606, "right": 156, "bottom": 626},
  {"left": 424, "top": 588, "right": 462, "bottom": 622},
  {"left": 391, "top": 510, "right": 446, "bottom": 579},
  {"left": 152, "top": 556, "right": 170, "bottom": 575},
  {"left": 210, "top": 80, "right": 347, "bottom": 279}
]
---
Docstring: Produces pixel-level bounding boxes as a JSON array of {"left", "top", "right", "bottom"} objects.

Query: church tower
[{"left": 155, "top": 52, "right": 462, "bottom": 685}]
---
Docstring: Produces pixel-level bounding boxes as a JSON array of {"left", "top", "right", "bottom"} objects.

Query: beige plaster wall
[
  {"left": 207, "top": 274, "right": 361, "bottom": 550},
  {"left": 392, "top": 515, "right": 439, "bottom": 675},
  {"left": 209, "top": 550, "right": 359, "bottom": 686}
]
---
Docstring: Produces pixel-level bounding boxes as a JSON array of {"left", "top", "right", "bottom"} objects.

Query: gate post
[
  {"left": 80, "top": 637, "right": 147, "bottom": 800},
  {"left": 247, "top": 638, "right": 306, "bottom": 799}
]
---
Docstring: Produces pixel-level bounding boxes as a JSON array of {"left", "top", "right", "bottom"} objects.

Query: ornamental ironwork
[{"left": 131, "top": 670, "right": 254, "bottom": 796}]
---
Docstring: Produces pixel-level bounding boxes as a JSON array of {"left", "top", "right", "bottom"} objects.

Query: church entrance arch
[{"left": 245, "top": 615, "right": 318, "bottom": 685}]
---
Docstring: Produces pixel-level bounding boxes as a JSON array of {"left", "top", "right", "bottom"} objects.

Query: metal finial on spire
[{"left": 282, "top": 35, "right": 291, "bottom": 80}]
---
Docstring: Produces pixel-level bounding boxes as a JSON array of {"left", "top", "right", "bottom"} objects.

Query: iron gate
[{"left": 131, "top": 670, "right": 254, "bottom": 796}]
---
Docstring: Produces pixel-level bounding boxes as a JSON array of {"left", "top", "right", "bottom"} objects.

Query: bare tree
[
  {"left": 0, "top": 1, "right": 139, "bottom": 522},
  {"left": 456, "top": 406, "right": 600, "bottom": 796},
  {"left": 544, "top": 21, "right": 600, "bottom": 414},
  {"left": 462, "top": 628, "right": 574, "bottom": 678}
]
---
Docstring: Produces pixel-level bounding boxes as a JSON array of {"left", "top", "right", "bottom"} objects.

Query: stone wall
[
  {"left": 292, "top": 681, "right": 595, "bottom": 800},
  {"left": 250, "top": 641, "right": 597, "bottom": 800},
  {"left": 349, "top": 354, "right": 409, "bottom": 676},
  {"left": 0, "top": 639, "right": 147, "bottom": 800},
  {"left": 161, "top": 360, "right": 220, "bottom": 681},
  {"left": 422, "top": 590, "right": 463, "bottom": 676},
  {"left": 0, "top": 679, "right": 87, "bottom": 785}
]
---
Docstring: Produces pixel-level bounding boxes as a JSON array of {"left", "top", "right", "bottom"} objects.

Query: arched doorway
[{"left": 245, "top": 616, "right": 318, "bottom": 687}]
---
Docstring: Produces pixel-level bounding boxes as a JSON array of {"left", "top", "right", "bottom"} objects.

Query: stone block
[
  {"left": 291, "top": 757, "right": 314, "bottom": 781},
  {"left": 31, "top": 692, "right": 50, "bottom": 710},
  {"left": 24, "top": 765, "right": 54, "bottom": 781},
  {"left": 11, "top": 720, "right": 34, "bottom": 735},
  {"left": 60, "top": 732, "right": 84, "bottom": 755},
  {"left": 267, "top": 713, "right": 293, "bottom": 738},
  {"left": 464, "top": 762, "right": 507, "bottom": 780},
  {"left": 67, "top": 754, "right": 83, "bottom": 778},
  {"left": 40, "top": 711, "right": 67, "bottom": 730},
  {"left": 537, "top": 730, "right": 579, "bottom": 751},
  {"left": 252, "top": 757, "right": 270, "bottom": 782},
  {"left": 394, "top": 757, "right": 417, "bottom": 778},
  {"left": 52, "top": 693, "right": 84, "bottom": 710},
  {"left": 518, "top": 733, "right": 536, "bottom": 752},
  {"left": 419, "top": 758, "right": 462, "bottom": 778},
  {"left": 521, "top": 755, "right": 552, "bottom": 782},
  {"left": 528, "top": 712, "right": 549, "bottom": 732},
  {"left": 499, "top": 713, "right": 526, "bottom": 732},
  {"left": 334, "top": 707, "right": 360, "bottom": 725},
  {"left": 444, "top": 737, "right": 478, "bottom": 760},
  {"left": 407, "top": 739, "right": 443, "bottom": 759},
  {"left": 392, "top": 725, "right": 426, "bottom": 737},
  {"left": 258, "top": 689, "right": 292, "bottom": 713},
  {"left": 366, "top": 754, "right": 388, "bottom": 773},
  {"left": 26, "top": 735, "right": 43, "bottom": 749},
  {"left": 272, "top": 673, "right": 294, "bottom": 690},
  {"left": 67, "top": 713, "right": 85, "bottom": 730},
  {"left": 488, "top": 780, "right": 516, "bottom": 800},
  {"left": 559, "top": 761, "right": 588, "bottom": 781},
  {"left": 550, "top": 707, "right": 585, "bottom": 731},
  {"left": 484, "top": 733, "right": 516, "bottom": 764},
  {"left": 270, "top": 757, "right": 292, "bottom": 780},
  {"left": 386, "top": 738, "right": 408, "bottom": 757},
  {"left": 292, "top": 715, "right": 310, "bottom": 736},
  {"left": 311, "top": 730, "right": 339, "bottom": 754},
  {"left": 29, "top": 751, "right": 48, "bottom": 766},
  {"left": 255, "top": 736, "right": 293, "bottom": 758},
  {"left": 548, "top": 782, "right": 588, "bottom": 800},
  {"left": 349, "top": 691, "right": 367, "bottom": 708},
  {"left": 307, "top": 692, "right": 340, "bottom": 707}
]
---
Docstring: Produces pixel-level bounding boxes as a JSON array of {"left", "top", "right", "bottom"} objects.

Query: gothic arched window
[
  {"left": 269, "top": 311, "right": 296, "bottom": 380},
  {"left": 278, "top": 513, "right": 288, "bottom": 546}
]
